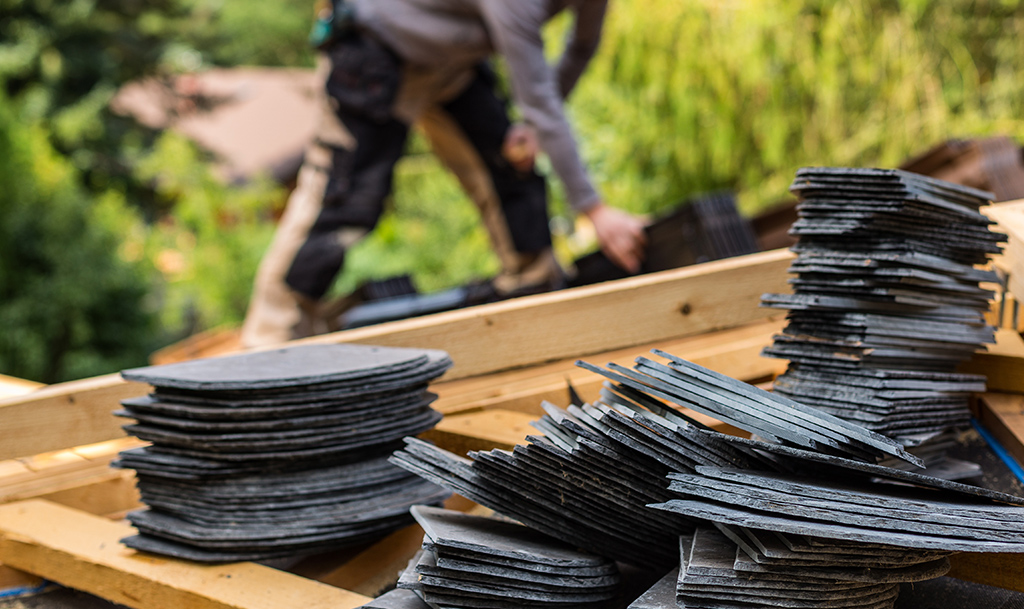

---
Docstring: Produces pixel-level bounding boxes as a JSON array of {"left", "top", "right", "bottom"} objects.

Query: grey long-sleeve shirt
[{"left": 352, "top": 0, "right": 608, "bottom": 212}]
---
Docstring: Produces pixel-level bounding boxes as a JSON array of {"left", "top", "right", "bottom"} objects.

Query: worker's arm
[
  {"left": 556, "top": 0, "right": 609, "bottom": 100},
  {"left": 501, "top": 1, "right": 607, "bottom": 171},
  {"left": 483, "top": 0, "right": 645, "bottom": 272},
  {"left": 586, "top": 203, "right": 647, "bottom": 274},
  {"left": 480, "top": 0, "right": 598, "bottom": 211}
]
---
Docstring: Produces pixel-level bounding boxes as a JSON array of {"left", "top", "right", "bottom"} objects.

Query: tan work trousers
[{"left": 240, "top": 64, "right": 561, "bottom": 349}]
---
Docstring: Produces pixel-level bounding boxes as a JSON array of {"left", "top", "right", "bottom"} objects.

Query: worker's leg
[
  {"left": 284, "top": 115, "right": 409, "bottom": 301},
  {"left": 418, "top": 68, "right": 564, "bottom": 298},
  {"left": 240, "top": 143, "right": 337, "bottom": 349},
  {"left": 241, "top": 104, "right": 408, "bottom": 349}
]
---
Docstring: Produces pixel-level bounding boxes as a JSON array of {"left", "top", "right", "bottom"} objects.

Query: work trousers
[{"left": 240, "top": 62, "right": 562, "bottom": 348}]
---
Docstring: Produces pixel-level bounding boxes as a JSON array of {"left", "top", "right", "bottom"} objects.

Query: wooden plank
[
  {"left": 291, "top": 496, "right": 484, "bottom": 597},
  {"left": 71, "top": 438, "right": 146, "bottom": 461},
  {"left": 0, "top": 460, "right": 31, "bottom": 480},
  {"left": 421, "top": 410, "right": 539, "bottom": 456},
  {"left": 0, "top": 500, "right": 371, "bottom": 609},
  {"left": 984, "top": 199, "right": 1024, "bottom": 304},
  {"left": 948, "top": 553, "right": 1024, "bottom": 593},
  {"left": 432, "top": 318, "right": 784, "bottom": 409},
  {"left": 431, "top": 318, "right": 787, "bottom": 416},
  {"left": 988, "top": 328, "right": 1024, "bottom": 358},
  {"left": 0, "top": 565, "right": 44, "bottom": 594},
  {"left": 297, "top": 249, "right": 794, "bottom": 381},
  {"left": 422, "top": 407, "right": 743, "bottom": 460},
  {"left": 0, "top": 374, "right": 44, "bottom": 400},
  {"left": 149, "top": 326, "right": 243, "bottom": 366},
  {"left": 0, "top": 374, "right": 148, "bottom": 461},
  {"left": 0, "top": 251, "right": 793, "bottom": 460},
  {"left": 959, "top": 330, "right": 1024, "bottom": 394},
  {"left": 1, "top": 439, "right": 146, "bottom": 499},
  {"left": 975, "top": 393, "right": 1024, "bottom": 467},
  {"left": 25, "top": 471, "right": 142, "bottom": 518},
  {"left": 300, "top": 524, "right": 425, "bottom": 598}
]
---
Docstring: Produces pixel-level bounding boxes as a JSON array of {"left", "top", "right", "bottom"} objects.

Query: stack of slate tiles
[
  {"left": 392, "top": 350, "right": 1024, "bottom": 608},
  {"left": 652, "top": 466, "right": 1024, "bottom": 554},
  {"left": 628, "top": 530, "right": 950, "bottom": 609},
  {"left": 355, "top": 589, "right": 431, "bottom": 609},
  {"left": 112, "top": 343, "right": 452, "bottom": 562},
  {"left": 761, "top": 167, "right": 1004, "bottom": 445},
  {"left": 395, "top": 505, "right": 621, "bottom": 608},
  {"left": 673, "top": 527, "right": 947, "bottom": 609}
]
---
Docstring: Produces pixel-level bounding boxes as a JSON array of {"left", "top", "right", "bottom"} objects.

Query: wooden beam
[
  {"left": 0, "top": 251, "right": 793, "bottom": 460},
  {"left": 431, "top": 317, "right": 785, "bottom": 415},
  {"left": 0, "top": 500, "right": 371, "bottom": 609},
  {"left": 298, "top": 249, "right": 794, "bottom": 381},
  {"left": 959, "top": 329, "right": 1024, "bottom": 394},
  {"left": 422, "top": 403, "right": 745, "bottom": 458},
  {"left": 0, "top": 375, "right": 148, "bottom": 461},
  {"left": 149, "top": 326, "right": 243, "bottom": 367},
  {"left": 291, "top": 496, "right": 484, "bottom": 597},
  {"left": 0, "top": 565, "right": 44, "bottom": 595},
  {"left": 975, "top": 393, "right": 1024, "bottom": 468},
  {"left": 428, "top": 319, "right": 784, "bottom": 426},
  {"left": 948, "top": 553, "right": 1024, "bottom": 593},
  {"left": 984, "top": 200, "right": 1024, "bottom": 305},
  {"left": 421, "top": 410, "right": 539, "bottom": 457},
  {"left": 299, "top": 524, "right": 425, "bottom": 598},
  {"left": 0, "top": 374, "right": 44, "bottom": 400},
  {"left": 25, "top": 471, "right": 141, "bottom": 518},
  {"left": 1, "top": 438, "right": 145, "bottom": 509}
]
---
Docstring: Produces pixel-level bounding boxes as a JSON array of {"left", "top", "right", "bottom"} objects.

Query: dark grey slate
[
  {"left": 357, "top": 588, "right": 432, "bottom": 609},
  {"left": 121, "top": 343, "right": 449, "bottom": 391},
  {"left": 627, "top": 568, "right": 678, "bottom": 609},
  {"left": 411, "top": 505, "right": 609, "bottom": 568}
]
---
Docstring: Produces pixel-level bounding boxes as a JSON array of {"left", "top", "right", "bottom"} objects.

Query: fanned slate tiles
[
  {"left": 355, "top": 588, "right": 432, "bottom": 609},
  {"left": 673, "top": 527, "right": 944, "bottom": 609},
  {"left": 627, "top": 568, "right": 679, "bottom": 609},
  {"left": 390, "top": 352, "right": 1024, "bottom": 569},
  {"left": 651, "top": 467, "right": 1024, "bottom": 552},
  {"left": 113, "top": 343, "right": 452, "bottom": 562},
  {"left": 762, "top": 167, "right": 1004, "bottom": 449},
  {"left": 394, "top": 505, "right": 620, "bottom": 608},
  {"left": 392, "top": 350, "right": 1024, "bottom": 608}
]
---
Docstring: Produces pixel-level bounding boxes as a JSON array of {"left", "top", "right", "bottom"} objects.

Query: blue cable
[
  {"left": 972, "top": 418, "right": 1024, "bottom": 485},
  {"left": 0, "top": 580, "right": 51, "bottom": 599}
]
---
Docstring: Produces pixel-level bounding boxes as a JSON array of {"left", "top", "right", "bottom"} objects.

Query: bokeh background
[{"left": 2, "top": 0, "right": 1023, "bottom": 383}]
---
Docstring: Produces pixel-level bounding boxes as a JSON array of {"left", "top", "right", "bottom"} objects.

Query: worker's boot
[
  {"left": 291, "top": 291, "right": 334, "bottom": 340},
  {"left": 490, "top": 248, "right": 566, "bottom": 300}
]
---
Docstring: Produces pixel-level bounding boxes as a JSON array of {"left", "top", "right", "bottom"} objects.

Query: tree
[
  {"left": 0, "top": 0, "right": 201, "bottom": 214},
  {"left": 0, "top": 90, "right": 160, "bottom": 384}
]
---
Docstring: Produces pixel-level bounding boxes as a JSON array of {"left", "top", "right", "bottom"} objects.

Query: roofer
[{"left": 240, "top": 0, "right": 647, "bottom": 348}]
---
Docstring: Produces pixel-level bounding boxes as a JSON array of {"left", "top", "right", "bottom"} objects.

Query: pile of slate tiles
[
  {"left": 355, "top": 589, "right": 431, "bottom": 609},
  {"left": 113, "top": 343, "right": 452, "bottom": 562},
  {"left": 628, "top": 527, "right": 949, "bottom": 609},
  {"left": 761, "top": 167, "right": 1004, "bottom": 443},
  {"left": 392, "top": 350, "right": 1024, "bottom": 608},
  {"left": 653, "top": 467, "right": 1024, "bottom": 554},
  {"left": 395, "top": 505, "right": 620, "bottom": 608}
]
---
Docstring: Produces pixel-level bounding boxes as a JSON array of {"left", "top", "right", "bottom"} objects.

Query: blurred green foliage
[
  {"left": 0, "top": 91, "right": 160, "bottom": 383},
  {"left": 0, "top": 0, "right": 195, "bottom": 209},
  {"left": 349, "top": 0, "right": 1024, "bottom": 291},
  {"left": 569, "top": 0, "right": 1024, "bottom": 216},
  {"left": 0, "top": 0, "right": 288, "bottom": 381},
  {"left": 181, "top": 0, "right": 318, "bottom": 68},
  {"left": 134, "top": 132, "right": 284, "bottom": 336},
  {"left": 3, "top": 0, "right": 1024, "bottom": 382}
]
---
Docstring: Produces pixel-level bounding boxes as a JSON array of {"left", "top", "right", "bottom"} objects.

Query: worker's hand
[
  {"left": 586, "top": 203, "right": 647, "bottom": 274},
  {"left": 502, "top": 122, "right": 539, "bottom": 172}
]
